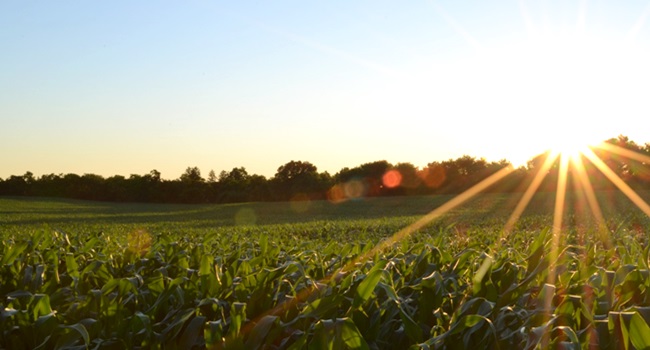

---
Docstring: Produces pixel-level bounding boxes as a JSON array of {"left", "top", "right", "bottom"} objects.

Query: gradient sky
[{"left": 2, "top": 1, "right": 650, "bottom": 180}]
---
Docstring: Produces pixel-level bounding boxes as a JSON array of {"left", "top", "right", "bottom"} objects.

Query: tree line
[{"left": 1, "top": 136, "right": 649, "bottom": 204}]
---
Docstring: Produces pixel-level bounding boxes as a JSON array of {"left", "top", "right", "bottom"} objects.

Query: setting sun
[{"left": 547, "top": 128, "right": 598, "bottom": 160}]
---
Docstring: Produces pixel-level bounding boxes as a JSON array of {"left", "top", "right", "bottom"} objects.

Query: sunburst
[
  {"left": 224, "top": 139, "right": 650, "bottom": 347},
  {"left": 221, "top": 2, "right": 650, "bottom": 345}
]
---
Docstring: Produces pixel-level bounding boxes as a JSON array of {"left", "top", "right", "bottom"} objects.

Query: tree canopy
[{"left": 1, "top": 135, "right": 648, "bottom": 204}]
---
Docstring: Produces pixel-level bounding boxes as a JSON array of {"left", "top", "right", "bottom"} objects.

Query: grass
[
  {"left": 2, "top": 192, "right": 650, "bottom": 349},
  {"left": 2, "top": 190, "right": 645, "bottom": 228}
]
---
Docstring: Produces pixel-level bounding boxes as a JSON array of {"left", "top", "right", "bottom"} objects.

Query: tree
[
  {"left": 274, "top": 161, "right": 318, "bottom": 182},
  {"left": 149, "top": 169, "right": 161, "bottom": 183},
  {"left": 393, "top": 162, "right": 421, "bottom": 189},
  {"left": 425, "top": 156, "right": 497, "bottom": 193},
  {"left": 180, "top": 167, "right": 204, "bottom": 183},
  {"left": 334, "top": 160, "right": 392, "bottom": 197},
  {"left": 273, "top": 161, "right": 327, "bottom": 200},
  {"left": 217, "top": 167, "right": 251, "bottom": 202},
  {"left": 0, "top": 174, "right": 29, "bottom": 196},
  {"left": 106, "top": 175, "right": 129, "bottom": 201},
  {"left": 420, "top": 162, "right": 447, "bottom": 192},
  {"left": 248, "top": 174, "right": 270, "bottom": 202},
  {"left": 33, "top": 173, "right": 65, "bottom": 197},
  {"left": 178, "top": 166, "right": 207, "bottom": 203},
  {"left": 207, "top": 170, "right": 217, "bottom": 183}
]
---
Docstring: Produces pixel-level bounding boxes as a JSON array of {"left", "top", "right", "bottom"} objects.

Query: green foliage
[{"left": 2, "top": 194, "right": 650, "bottom": 348}]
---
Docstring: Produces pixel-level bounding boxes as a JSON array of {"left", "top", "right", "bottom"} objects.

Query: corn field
[{"left": 2, "top": 196, "right": 650, "bottom": 349}]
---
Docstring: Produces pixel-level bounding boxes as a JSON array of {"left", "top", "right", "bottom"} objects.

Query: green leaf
[
  {"left": 353, "top": 264, "right": 385, "bottom": 308},
  {"left": 179, "top": 315, "right": 206, "bottom": 349},
  {"left": 340, "top": 318, "right": 370, "bottom": 350},
  {"left": 54, "top": 323, "right": 90, "bottom": 350},
  {"left": 1, "top": 241, "right": 28, "bottom": 266},
  {"left": 259, "top": 234, "right": 268, "bottom": 256},
  {"left": 553, "top": 326, "right": 579, "bottom": 346},
  {"left": 34, "top": 313, "right": 59, "bottom": 345},
  {"left": 1, "top": 307, "right": 19, "bottom": 320},
  {"left": 286, "top": 332, "right": 308, "bottom": 350},
  {"left": 65, "top": 254, "right": 80, "bottom": 280},
  {"left": 629, "top": 312, "right": 650, "bottom": 350},
  {"left": 160, "top": 308, "right": 196, "bottom": 341},
  {"left": 376, "top": 282, "right": 399, "bottom": 303},
  {"left": 199, "top": 255, "right": 213, "bottom": 276},
  {"left": 101, "top": 278, "right": 119, "bottom": 295},
  {"left": 309, "top": 318, "right": 369, "bottom": 350},
  {"left": 204, "top": 321, "right": 224, "bottom": 347},
  {"left": 68, "top": 323, "right": 91, "bottom": 347},
  {"left": 399, "top": 306, "right": 423, "bottom": 343},
  {"left": 472, "top": 255, "right": 493, "bottom": 295},
  {"left": 130, "top": 311, "right": 151, "bottom": 338},
  {"left": 526, "top": 228, "right": 548, "bottom": 275},
  {"left": 245, "top": 315, "right": 279, "bottom": 349},
  {"left": 30, "top": 294, "right": 53, "bottom": 320},
  {"left": 443, "top": 314, "right": 500, "bottom": 350},
  {"left": 228, "top": 302, "right": 247, "bottom": 338},
  {"left": 609, "top": 311, "right": 635, "bottom": 350}
]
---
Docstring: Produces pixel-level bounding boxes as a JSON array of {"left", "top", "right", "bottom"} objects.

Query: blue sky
[{"left": 2, "top": 1, "right": 650, "bottom": 179}]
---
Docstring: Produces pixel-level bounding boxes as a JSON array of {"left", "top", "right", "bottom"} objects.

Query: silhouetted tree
[
  {"left": 32, "top": 173, "right": 65, "bottom": 197},
  {"left": 392, "top": 162, "right": 421, "bottom": 194},
  {"left": 420, "top": 162, "right": 447, "bottom": 192},
  {"left": 180, "top": 167, "right": 203, "bottom": 183},
  {"left": 335, "top": 160, "right": 392, "bottom": 197},
  {"left": 1, "top": 135, "right": 647, "bottom": 203},
  {"left": 0, "top": 173, "right": 31, "bottom": 196},
  {"left": 274, "top": 161, "right": 334, "bottom": 200},
  {"left": 207, "top": 170, "right": 217, "bottom": 183},
  {"left": 178, "top": 166, "right": 207, "bottom": 203},
  {"left": 248, "top": 174, "right": 271, "bottom": 202},
  {"left": 272, "top": 161, "right": 326, "bottom": 200},
  {"left": 217, "top": 167, "right": 251, "bottom": 202},
  {"left": 434, "top": 156, "right": 486, "bottom": 193}
]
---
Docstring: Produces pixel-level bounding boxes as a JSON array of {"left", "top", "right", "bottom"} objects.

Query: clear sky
[{"left": 2, "top": 1, "right": 650, "bottom": 179}]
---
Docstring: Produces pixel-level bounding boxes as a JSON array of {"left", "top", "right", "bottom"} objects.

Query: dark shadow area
[{"left": 3, "top": 190, "right": 649, "bottom": 230}]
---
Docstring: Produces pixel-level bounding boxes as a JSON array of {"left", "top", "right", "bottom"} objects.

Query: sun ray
[
  {"left": 541, "top": 152, "right": 570, "bottom": 347},
  {"left": 225, "top": 165, "right": 514, "bottom": 346},
  {"left": 566, "top": 153, "right": 607, "bottom": 340},
  {"left": 582, "top": 148, "right": 650, "bottom": 217},
  {"left": 221, "top": 135, "right": 645, "bottom": 348},
  {"left": 595, "top": 142, "right": 650, "bottom": 165},
  {"left": 570, "top": 154, "right": 611, "bottom": 248},
  {"left": 568, "top": 162, "right": 589, "bottom": 228},
  {"left": 360, "top": 165, "right": 514, "bottom": 260},
  {"left": 503, "top": 151, "right": 559, "bottom": 235},
  {"left": 549, "top": 153, "right": 570, "bottom": 286}
]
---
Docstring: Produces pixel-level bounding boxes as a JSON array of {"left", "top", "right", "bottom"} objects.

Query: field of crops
[{"left": 2, "top": 192, "right": 650, "bottom": 349}]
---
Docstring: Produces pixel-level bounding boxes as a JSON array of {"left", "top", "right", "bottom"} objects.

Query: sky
[{"left": 2, "top": 1, "right": 650, "bottom": 180}]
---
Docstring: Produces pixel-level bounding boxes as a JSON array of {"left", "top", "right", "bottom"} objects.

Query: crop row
[{"left": 2, "top": 217, "right": 650, "bottom": 349}]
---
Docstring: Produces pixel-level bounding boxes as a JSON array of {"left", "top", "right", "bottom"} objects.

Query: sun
[{"left": 547, "top": 127, "right": 596, "bottom": 160}]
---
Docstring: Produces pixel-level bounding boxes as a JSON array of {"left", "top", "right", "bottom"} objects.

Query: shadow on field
[{"left": 1, "top": 191, "right": 647, "bottom": 230}]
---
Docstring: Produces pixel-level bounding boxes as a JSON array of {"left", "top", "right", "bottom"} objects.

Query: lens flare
[
  {"left": 382, "top": 170, "right": 402, "bottom": 188},
  {"left": 235, "top": 208, "right": 257, "bottom": 226},
  {"left": 419, "top": 165, "right": 446, "bottom": 188},
  {"left": 127, "top": 229, "right": 152, "bottom": 257},
  {"left": 327, "top": 179, "right": 369, "bottom": 203},
  {"left": 290, "top": 193, "right": 312, "bottom": 213},
  {"left": 229, "top": 139, "right": 650, "bottom": 347}
]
